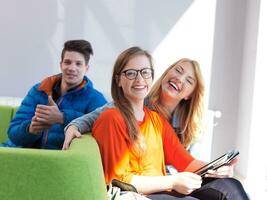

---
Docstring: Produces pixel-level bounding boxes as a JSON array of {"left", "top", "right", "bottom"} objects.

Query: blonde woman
[{"left": 147, "top": 58, "right": 204, "bottom": 148}]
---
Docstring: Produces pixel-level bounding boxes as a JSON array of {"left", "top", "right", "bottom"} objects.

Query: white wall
[
  {"left": 209, "top": 0, "right": 247, "bottom": 158},
  {"left": 235, "top": 0, "right": 260, "bottom": 177},
  {"left": 241, "top": 0, "right": 267, "bottom": 197},
  {"left": 210, "top": 1, "right": 266, "bottom": 190},
  {"left": 0, "top": 0, "right": 193, "bottom": 100}
]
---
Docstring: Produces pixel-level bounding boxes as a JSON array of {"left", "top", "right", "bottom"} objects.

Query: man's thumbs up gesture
[
  {"left": 48, "top": 95, "right": 57, "bottom": 106},
  {"left": 34, "top": 96, "right": 64, "bottom": 125}
]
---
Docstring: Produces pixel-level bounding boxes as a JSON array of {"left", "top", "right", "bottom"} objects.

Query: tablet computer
[{"left": 194, "top": 150, "right": 239, "bottom": 177}]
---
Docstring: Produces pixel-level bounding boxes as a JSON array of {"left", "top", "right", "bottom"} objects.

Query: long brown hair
[
  {"left": 148, "top": 58, "right": 205, "bottom": 148},
  {"left": 111, "top": 47, "right": 153, "bottom": 142}
]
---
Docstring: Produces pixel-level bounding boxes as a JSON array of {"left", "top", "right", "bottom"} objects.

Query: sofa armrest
[
  {"left": 0, "top": 105, "right": 13, "bottom": 143},
  {"left": 0, "top": 134, "right": 106, "bottom": 200},
  {"left": 0, "top": 104, "right": 19, "bottom": 143}
]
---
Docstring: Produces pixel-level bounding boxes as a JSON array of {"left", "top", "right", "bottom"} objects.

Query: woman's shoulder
[
  {"left": 101, "top": 107, "right": 119, "bottom": 115},
  {"left": 93, "top": 107, "right": 128, "bottom": 138},
  {"left": 98, "top": 107, "right": 124, "bottom": 122}
]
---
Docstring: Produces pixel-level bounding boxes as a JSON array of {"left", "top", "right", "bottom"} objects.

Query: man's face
[{"left": 60, "top": 51, "right": 88, "bottom": 90}]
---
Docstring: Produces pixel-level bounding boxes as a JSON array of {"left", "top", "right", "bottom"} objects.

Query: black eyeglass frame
[{"left": 120, "top": 68, "right": 154, "bottom": 80}]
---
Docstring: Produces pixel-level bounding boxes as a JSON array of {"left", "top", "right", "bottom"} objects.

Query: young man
[{"left": 1, "top": 40, "right": 106, "bottom": 149}]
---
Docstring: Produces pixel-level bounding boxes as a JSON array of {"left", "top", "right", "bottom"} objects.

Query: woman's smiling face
[
  {"left": 161, "top": 61, "right": 197, "bottom": 101},
  {"left": 118, "top": 54, "right": 153, "bottom": 103}
]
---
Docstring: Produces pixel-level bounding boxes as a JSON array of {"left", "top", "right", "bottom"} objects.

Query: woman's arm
[
  {"left": 184, "top": 159, "right": 207, "bottom": 172},
  {"left": 62, "top": 102, "right": 114, "bottom": 150},
  {"left": 130, "top": 172, "right": 202, "bottom": 195},
  {"left": 162, "top": 118, "right": 195, "bottom": 171},
  {"left": 65, "top": 101, "right": 114, "bottom": 133},
  {"left": 161, "top": 118, "right": 234, "bottom": 178},
  {"left": 62, "top": 125, "right": 81, "bottom": 150},
  {"left": 92, "top": 108, "right": 133, "bottom": 184}
]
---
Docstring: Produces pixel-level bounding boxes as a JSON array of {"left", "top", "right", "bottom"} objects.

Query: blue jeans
[{"left": 147, "top": 178, "right": 249, "bottom": 200}]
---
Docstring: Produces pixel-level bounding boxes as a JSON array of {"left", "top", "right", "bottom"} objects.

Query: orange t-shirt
[{"left": 92, "top": 107, "right": 194, "bottom": 184}]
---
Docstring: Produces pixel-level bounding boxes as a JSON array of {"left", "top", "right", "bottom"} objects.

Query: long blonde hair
[
  {"left": 148, "top": 58, "right": 205, "bottom": 148},
  {"left": 111, "top": 47, "right": 153, "bottom": 142}
]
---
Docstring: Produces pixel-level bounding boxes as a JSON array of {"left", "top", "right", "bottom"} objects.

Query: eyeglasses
[{"left": 120, "top": 68, "right": 154, "bottom": 80}]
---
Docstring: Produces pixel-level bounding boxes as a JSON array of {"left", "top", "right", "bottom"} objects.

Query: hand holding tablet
[{"left": 194, "top": 150, "right": 239, "bottom": 177}]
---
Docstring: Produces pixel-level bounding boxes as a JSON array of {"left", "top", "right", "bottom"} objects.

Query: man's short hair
[{"left": 61, "top": 40, "right": 93, "bottom": 65}]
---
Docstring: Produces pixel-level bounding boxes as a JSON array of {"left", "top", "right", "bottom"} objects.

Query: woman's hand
[
  {"left": 204, "top": 159, "right": 238, "bottom": 178},
  {"left": 171, "top": 172, "right": 202, "bottom": 195},
  {"left": 62, "top": 125, "right": 82, "bottom": 150}
]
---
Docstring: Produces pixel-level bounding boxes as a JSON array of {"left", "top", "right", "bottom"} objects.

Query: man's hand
[
  {"left": 35, "top": 96, "right": 64, "bottom": 125},
  {"left": 29, "top": 116, "right": 51, "bottom": 134},
  {"left": 62, "top": 125, "right": 82, "bottom": 150}
]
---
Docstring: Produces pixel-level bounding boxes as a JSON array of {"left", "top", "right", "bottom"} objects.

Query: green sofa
[
  {"left": 0, "top": 102, "right": 107, "bottom": 200},
  {"left": 0, "top": 105, "right": 14, "bottom": 143}
]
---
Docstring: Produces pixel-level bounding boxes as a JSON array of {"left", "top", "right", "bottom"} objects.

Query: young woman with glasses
[{"left": 64, "top": 47, "right": 249, "bottom": 199}]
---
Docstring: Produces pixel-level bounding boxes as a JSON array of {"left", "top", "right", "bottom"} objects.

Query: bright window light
[
  {"left": 152, "top": 0, "right": 217, "bottom": 161},
  {"left": 245, "top": 0, "right": 267, "bottom": 198},
  {"left": 152, "top": 0, "right": 217, "bottom": 100}
]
